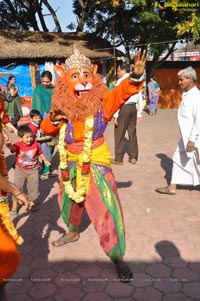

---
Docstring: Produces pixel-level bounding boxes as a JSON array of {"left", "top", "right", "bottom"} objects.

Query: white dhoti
[
  {"left": 171, "top": 147, "right": 200, "bottom": 186},
  {"left": 171, "top": 86, "right": 200, "bottom": 187}
]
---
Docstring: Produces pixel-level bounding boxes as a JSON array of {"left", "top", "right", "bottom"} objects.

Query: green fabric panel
[
  {"left": 61, "top": 163, "right": 77, "bottom": 227},
  {"left": 32, "top": 84, "right": 54, "bottom": 117},
  {"left": 61, "top": 190, "right": 72, "bottom": 227},
  {"left": 68, "top": 223, "right": 78, "bottom": 232},
  {"left": 93, "top": 166, "right": 126, "bottom": 260}
]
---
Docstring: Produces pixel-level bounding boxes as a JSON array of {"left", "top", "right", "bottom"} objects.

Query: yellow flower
[{"left": 0, "top": 201, "right": 24, "bottom": 245}]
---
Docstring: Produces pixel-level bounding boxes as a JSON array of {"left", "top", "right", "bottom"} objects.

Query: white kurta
[
  {"left": 171, "top": 86, "right": 200, "bottom": 186},
  {"left": 113, "top": 73, "right": 144, "bottom": 118}
]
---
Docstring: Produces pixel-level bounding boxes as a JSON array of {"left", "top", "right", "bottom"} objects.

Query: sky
[{"left": 42, "top": 0, "right": 77, "bottom": 32}]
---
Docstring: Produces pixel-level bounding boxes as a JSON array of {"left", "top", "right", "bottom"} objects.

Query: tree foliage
[
  {"left": 0, "top": 0, "right": 199, "bottom": 76},
  {"left": 0, "top": 0, "right": 62, "bottom": 32},
  {"left": 70, "top": 0, "right": 199, "bottom": 75}
]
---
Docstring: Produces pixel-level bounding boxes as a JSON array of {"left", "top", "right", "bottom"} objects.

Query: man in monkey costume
[{"left": 41, "top": 47, "right": 146, "bottom": 281}]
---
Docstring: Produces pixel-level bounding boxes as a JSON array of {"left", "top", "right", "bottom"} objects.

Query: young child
[
  {"left": 5, "top": 125, "right": 50, "bottom": 216},
  {"left": 28, "top": 109, "right": 55, "bottom": 180},
  {"left": 28, "top": 109, "right": 52, "bottom": 141}
]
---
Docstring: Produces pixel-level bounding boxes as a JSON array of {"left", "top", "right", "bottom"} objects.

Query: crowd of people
[{"left": 0, "top": 47, "right": 200, "bottom": 299}]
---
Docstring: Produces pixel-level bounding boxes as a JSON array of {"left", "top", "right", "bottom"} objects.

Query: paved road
[{"left": 5, "top": 109, "right": 200, "bottom": 301}]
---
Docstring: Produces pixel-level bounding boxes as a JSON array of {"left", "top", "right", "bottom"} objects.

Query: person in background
[
  {"left": 147, "top": 76, "right": 160, "bottom": 115},
  {"left": 32, "top": 70, "right": 54, "bottom": 118},
  {"left": 28, "top": 109, "right": 55, "bottom": 180},
  {"left": 156, "top": 67, "right": 200, "bottom": 195},
  {"left": 111, "top": 62, "right": 144, "bottom": 165},
  {"left": 4, "top": 75, "right": 23, "bottom": 128},
  {"left": 0, "top": 86, "right": 18, "bottom": 135},
  {"left": 5, "top": 125, "right": 50, "bottom": 216},
  {"left": 32, "top": 71, "right": 56, "bottom": 178},
  {"left": 108, "top": 74, "right": 117, "bottom": 90}
]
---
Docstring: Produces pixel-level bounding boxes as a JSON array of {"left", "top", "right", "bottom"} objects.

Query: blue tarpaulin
[{"left": 0, "top": 64, "right": 45, "bottom": 97}]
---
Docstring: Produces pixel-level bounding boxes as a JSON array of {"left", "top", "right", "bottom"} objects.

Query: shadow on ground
[
  {"left": 6, "top": 177, "right": 200, "bottom": 300},
  {"left": 6, "top": 236, "right": 200, "bottom": 300},
  {"left": 156, "top": 153, "right": 173, "bottom": 185},
  {"left": 156, "top": 153, "right": 200, "bottom": 192}
]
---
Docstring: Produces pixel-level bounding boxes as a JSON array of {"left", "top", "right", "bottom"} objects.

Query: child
[
  {"left": 28, "top": 109, "right": 56, "bottom": 180},
  {"left": 5, "top": 125, "right": 50, "bottom": 216},
  {"left": 28, "top": 109, "right": 52, "bottom": 141}
]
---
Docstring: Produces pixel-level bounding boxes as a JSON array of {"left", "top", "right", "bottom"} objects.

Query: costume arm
[
  {"left": 40, "top": 115, "right": 61, "bottom": 136},
  {"left": 103, "top": 77, "right": 144, "bottom": 122}
]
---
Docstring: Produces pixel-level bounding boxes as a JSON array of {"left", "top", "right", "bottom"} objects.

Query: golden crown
[{"left": 64, "top": 47, "right": 93, "bottom": 72}]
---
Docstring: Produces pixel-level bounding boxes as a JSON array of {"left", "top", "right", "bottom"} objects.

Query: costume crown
[{"left": 64, "top": 47, "right": 93, "bottom": 72}]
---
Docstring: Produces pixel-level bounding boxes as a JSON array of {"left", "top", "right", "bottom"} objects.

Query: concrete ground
[{"left": 4, "top": 109, "right": 200, "bottom": 301}]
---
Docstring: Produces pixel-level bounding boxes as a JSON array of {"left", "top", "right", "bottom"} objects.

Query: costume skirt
[{"left": 58, "top": 140, "right": 126, "bottom": 261}]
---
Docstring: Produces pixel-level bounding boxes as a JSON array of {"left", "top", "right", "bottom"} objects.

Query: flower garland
[
  {"left": 0, "top": 197, "right": 24, "bottom": 245},
  {"left": 58, "top": 116, "right": 94, "bottom": 203}
]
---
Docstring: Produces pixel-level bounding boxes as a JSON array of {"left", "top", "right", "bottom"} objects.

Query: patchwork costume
[{"left": 41, "top": 49, "right": 145, "bottom": 269}]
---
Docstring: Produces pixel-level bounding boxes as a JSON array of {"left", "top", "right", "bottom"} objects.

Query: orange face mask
[
  {"left": 64, "top": 67, "right": 94, "bottom": 98},
  {"left": 55, "top": 64, "right": 98, "bottom": 99}
]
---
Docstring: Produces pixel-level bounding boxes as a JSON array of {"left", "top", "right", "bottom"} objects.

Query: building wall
[{"left": 149, "top": 62, "right": 200, "bottom": 108}]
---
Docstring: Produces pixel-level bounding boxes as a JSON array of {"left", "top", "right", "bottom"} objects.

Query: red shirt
[
  {"left": 28, "top": 122, "right": 40, "bottom": 138},
  {"left": 14, "top": 141, "right": 42, "bottom": 170}
]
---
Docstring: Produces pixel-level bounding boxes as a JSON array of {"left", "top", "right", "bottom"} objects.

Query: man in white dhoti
[{"left": 156, "top": 66, "right": 200, "bottom": 195}]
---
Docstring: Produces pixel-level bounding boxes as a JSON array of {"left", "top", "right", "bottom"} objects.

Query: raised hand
[
  {"left": 49, "top": 110, "right": 67, "bottom": 122},
  {"left": 131, "top": 48, "right": 147, "bottom": 77}
]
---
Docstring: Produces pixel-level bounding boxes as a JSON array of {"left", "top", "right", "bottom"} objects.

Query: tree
[
  {"left": 0, "top": 0, "right": 199, "bottom": 77},
  {"left": 0, "top": 0, "right": 62, "bottom": 32},
  {"left": 70, "top": 0, "right": 200, "bottom": 77}
]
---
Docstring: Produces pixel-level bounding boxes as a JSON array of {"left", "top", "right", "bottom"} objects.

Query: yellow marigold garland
[
  {"left": 58, "top": 116, "right": 94, "bottom": 203},
  {"left": 0, "top": 198, "right": 24, "bottom": 245}
]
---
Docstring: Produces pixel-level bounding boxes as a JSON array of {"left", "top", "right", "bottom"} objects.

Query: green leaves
[{"left": 175, "top": 12, "right": 200, "bottom": 41}]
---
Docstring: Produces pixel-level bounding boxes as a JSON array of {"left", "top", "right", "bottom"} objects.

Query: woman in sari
[
  {"left": 4, "top": 76, "right": 23, "bottom": 129},
  {"left": 32, "top": 71, "right": 55, "bottom": 179}
]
